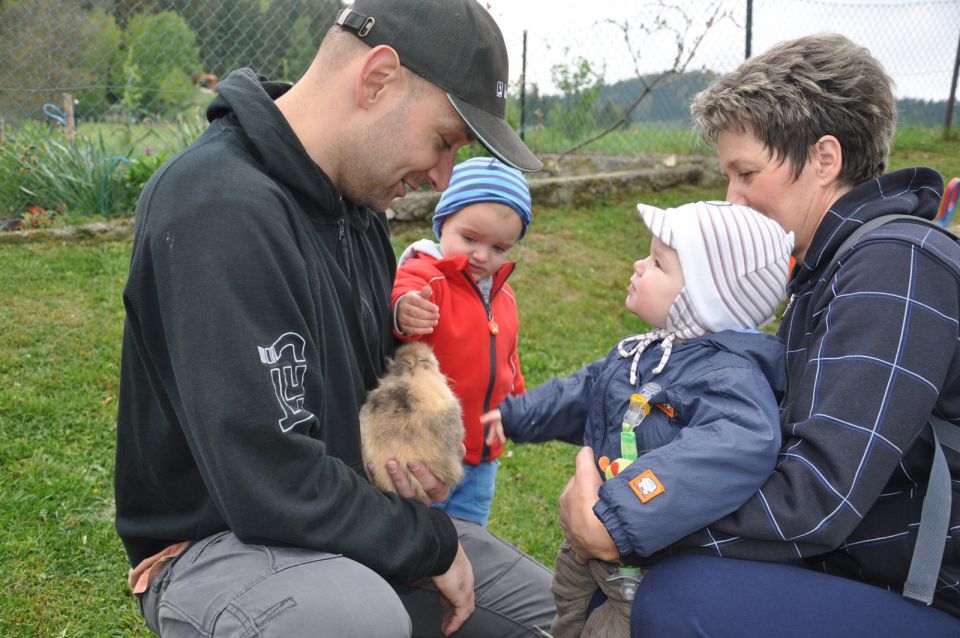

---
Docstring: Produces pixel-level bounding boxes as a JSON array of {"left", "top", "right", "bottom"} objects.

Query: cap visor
[{"left": 448, "top": 95, "right": 542, "bottom": 172}]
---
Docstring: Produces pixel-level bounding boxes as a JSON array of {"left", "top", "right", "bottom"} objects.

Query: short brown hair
[{"left": 691, "top": 33, "right": 896, "bottom": 185}]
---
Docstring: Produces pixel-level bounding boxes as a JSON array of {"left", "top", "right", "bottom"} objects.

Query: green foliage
[
  {"left": 0, "top": 131, "right": 955, "bottom": 634},
  {"left": 286, "top": 13, "right": 319, "bottom": 81},
  {"left": 0, "top": 240, "right": 142, "bottom": 636},
  {"left": 0, "top": 121, "right": 141, "bottom": 220},
  {"left": 549, "top": 55, "right": 607, "bottom": 140},
  {"left": 0, "top": 111, "right": 209, "bottom": 222},
  {"left": 73, "top": 10, "right": 125, "bottom": 120},
  {"left": 525, "top": 122, "right": 708, "bottom": 156},
  {"left": 122, "top": 11, "right": 201, "bottom": 115},
  {"left": 120, "top": 62, "right": 145, "bottom": 115},
  {"left": 898, "top": 98, "right": 959, "bottom": 127},
  {"left": 155, "top": 0, "right": 341, "bottom": 81},
  {"left": 16, "top": 133, "right": 139, "bottom": 220},
  {"left": 0, "top": 121, "right": 48, "bottom": 218},
  {"left": 125, "top": 152, "right": 168, "bottom": 196},
  {"left": 155, "top": 67, "right": 196, "bottom": 115},
  {"left": 0, "top": 0, "right": 124, "bottom": 122},
  {"left": 889, "top": 125, "right": 960, "bottom": 179}
]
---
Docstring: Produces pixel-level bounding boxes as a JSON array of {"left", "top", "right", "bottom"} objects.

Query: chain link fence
[
  {"left": 487, "top": 0, "right": 960, "bottom": 154},
  {"left": 1, "top": 0, "right": 958, "bottom": 156}
]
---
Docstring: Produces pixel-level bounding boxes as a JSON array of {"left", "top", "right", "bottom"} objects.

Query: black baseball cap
[{"left": 336, "top": 0, "right": 542, "bottom": 172}]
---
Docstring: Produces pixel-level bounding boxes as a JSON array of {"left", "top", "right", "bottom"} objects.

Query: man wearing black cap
[{"left": 114, "top": 0, "right": 554, "bottom": 636}]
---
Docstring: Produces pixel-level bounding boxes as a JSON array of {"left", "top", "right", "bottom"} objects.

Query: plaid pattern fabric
[{"left": 667, "top": 168, "right": 960, "bottom": 617}]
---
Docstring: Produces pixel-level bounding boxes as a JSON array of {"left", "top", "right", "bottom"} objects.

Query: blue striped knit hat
[{"left": 433, "top": 157, "right": 533, "bottom": 240}]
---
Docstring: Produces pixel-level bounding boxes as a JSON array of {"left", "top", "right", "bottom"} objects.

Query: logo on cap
[{"left": 496, "top": 81, "right": 505, "bottom": 98}]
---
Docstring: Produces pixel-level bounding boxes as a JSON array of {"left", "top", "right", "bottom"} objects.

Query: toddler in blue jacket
[{"left": 482, "top": 201, "right": 795, "bottom": 637}]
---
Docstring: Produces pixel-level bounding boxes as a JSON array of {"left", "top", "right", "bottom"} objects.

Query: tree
[
  {"left": 0, "top": 0, "right": 123, "bottom": 122},
  {"left": 144, "top": 0, "right": 342, "bottom": 80},
  {"left": 557, "top": 0, "right": 735, "bottom": 159},
  {"left": 122, "top": 11, "right": 200, "bottom": 114},
  {"left": 549, "top": 55, "right": 606, "bottom": 143}
]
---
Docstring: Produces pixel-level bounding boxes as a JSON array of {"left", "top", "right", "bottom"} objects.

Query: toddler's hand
[
  {"left": 397, "top": 285, "right": 439, "bottom": 335},
  {"left": 480, "top": 409, "right": 505, "bottom": 446}
]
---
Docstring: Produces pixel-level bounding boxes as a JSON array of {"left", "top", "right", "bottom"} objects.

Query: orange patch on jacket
[{"left": 629, "top": 469, "right": 665, "bottom": 503}]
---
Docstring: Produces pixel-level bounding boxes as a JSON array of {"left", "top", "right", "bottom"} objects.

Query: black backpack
[{"left": 825, "top": 214, "right": 960, "bottom": 605}]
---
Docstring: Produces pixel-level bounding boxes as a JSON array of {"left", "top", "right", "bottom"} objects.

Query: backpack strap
[
  {"left": 825, "top": 214, "right": 955, "bottom": 272},
  {"left": 903, "top": 417, "right": 958, "bottom": 604},
  {"left": 824, "top": 214, "right": 958, "bottom": 605}
]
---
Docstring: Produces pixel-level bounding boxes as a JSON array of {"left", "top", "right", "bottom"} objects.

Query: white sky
[{"left": 481, "top": 0, "right": 960, "bottom": 101}]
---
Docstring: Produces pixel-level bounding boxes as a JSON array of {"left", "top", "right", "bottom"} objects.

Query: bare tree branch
[{"left": 557, "top": 1, "right": 733, "bottom": 160}]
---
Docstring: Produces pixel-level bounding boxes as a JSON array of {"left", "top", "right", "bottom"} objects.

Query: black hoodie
[{"left": 114, "top": 69, "right": 458, "bottom": 582}]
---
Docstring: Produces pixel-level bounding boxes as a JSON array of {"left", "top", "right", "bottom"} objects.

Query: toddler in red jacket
[{"left": 392, "top": 156, "right": 533, "bottom": 527}]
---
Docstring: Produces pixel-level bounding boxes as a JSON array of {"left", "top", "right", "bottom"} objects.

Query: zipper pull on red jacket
[{"left": 488, "top": 320, "right": 499, "bottom": 335}]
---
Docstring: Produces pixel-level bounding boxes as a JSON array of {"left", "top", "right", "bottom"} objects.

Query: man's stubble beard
[{"left": 339, "top": 91, "right": 415, "bottom": 213}]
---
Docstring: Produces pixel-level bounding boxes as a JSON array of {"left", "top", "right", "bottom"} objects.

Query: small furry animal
[{"left": 360, "top": 342, "right": 465, "bottom": 502}]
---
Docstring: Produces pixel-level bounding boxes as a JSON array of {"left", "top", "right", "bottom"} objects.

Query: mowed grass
[
  {"left": 1, "top": 184, "right": 720, "bottom": 636},
  {"left": 394, "top": 182, "right": 723, "bottom": 560},
  {"left": 0, "top": 241, "right": 142, "bottom": 636},
  {"left": 0, "top": 128, "right": 956, "bottom": 634}
]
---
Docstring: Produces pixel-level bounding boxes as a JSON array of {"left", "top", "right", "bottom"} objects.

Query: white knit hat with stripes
[
  {"left": 620, "top": 201, "right": 794, "bottom": 379},
  {"left": 640, "top": 200, "right": 794, "bottom": 337}
]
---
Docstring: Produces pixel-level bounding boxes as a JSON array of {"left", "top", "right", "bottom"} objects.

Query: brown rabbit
[{"left": 360, "top": 342, "right": 465, "bottom": 502}]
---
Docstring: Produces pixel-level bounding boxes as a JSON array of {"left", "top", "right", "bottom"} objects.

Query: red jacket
[{"left": 392, "top": 243, "right": 525, "bottom": 465}]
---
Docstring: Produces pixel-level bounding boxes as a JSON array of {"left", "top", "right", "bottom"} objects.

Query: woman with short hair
[{"left": 559, "top": 33, "right": 960, "bottom": 637}]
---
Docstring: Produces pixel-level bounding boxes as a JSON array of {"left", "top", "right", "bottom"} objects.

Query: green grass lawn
[{"left": 1, "top": 131, "right": 957, "bottom": 634}]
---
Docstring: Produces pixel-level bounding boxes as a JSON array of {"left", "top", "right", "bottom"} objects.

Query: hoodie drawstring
[{"left": 617, "top": 330, "right": 677, "bottom": 384}]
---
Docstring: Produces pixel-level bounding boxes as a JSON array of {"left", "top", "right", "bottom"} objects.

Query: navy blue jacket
[
  {"left": 666, "top": 168, "right": 960, "bottom": 618},
  {"left": 500, "top": 329, "right": 785, "bottom": 557}
]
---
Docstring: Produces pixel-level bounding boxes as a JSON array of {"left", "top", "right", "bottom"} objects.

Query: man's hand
[
  {"left": 480, "top": 409, "right": 505, "bottom": 446},
  {"left": 383, "top": 458, "right": 452, "bottom": 505},
  {"left": 397, "top": 285, "right": 439, "bottom": 335},
  {"left": 431, "top": 543, "right": 476, "bottom": 636},
  {"left": 558, "top": 446, "right": 619, "bottom": 562}
]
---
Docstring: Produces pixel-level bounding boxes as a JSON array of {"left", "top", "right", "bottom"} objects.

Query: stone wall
[{"left": 387, "top": 154, "right": 722, "bottom": 221}]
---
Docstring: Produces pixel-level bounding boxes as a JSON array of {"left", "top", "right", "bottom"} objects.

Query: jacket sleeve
[
  {"left": 391, "top": 260, "right": 444, "bottom": 341},
  {"left": 126, "top": 180, "right": 457, "bottom": 583},
  {"left": 499, "top": 358, "right": 605, "bottom": 445},
  {"left": 509, "top": 332, "right": 526, "bottom": 396},
  {"left": 594, "top": 363, "right": 781, "bottom": 557},
  {"left": 667, "top": 240, "right": 959, "bottom": 561}
]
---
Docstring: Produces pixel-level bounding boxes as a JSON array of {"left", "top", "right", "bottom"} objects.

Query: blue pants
[
  {"left": 631, "top": 554, "right": 960, "bottom": 637},
  {"left": 433, "top": 460, "right": 498, "bottom": 527}
]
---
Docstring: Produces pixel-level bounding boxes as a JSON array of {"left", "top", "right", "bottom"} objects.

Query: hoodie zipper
[{"left": 336, "top": 218, "right": 346, "bottom": 272}]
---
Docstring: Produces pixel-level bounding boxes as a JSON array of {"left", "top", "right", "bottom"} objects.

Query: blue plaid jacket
[{"left": 668, "top": 167, "right": 960, "bottom": 617}]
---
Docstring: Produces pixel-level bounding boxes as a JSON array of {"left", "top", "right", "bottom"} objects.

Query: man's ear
[
  {"left": 355, "top": 45, "right": 403, "bottom": 110},
  {"left": 812, "top": 135, "right": 843, "bottom": 185}
]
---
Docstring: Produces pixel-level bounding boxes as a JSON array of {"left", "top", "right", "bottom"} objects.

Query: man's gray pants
[{"left": 139, "top": 518, "right": 556, "bottom": 637}]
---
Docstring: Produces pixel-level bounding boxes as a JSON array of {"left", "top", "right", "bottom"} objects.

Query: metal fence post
[
  {"left": 945, "top": 26, "right": 960, "bottom": 136},
  {"left": 63, "top": 92, "right": 75, "bottom": 142},
  {"left": 520, "top": 30, "right": 527, "bottom": 142},
  {"left": 745, "top": 0, "right": 753, "bottom": 59}
]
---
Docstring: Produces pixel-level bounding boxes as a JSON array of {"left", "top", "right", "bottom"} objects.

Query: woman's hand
[{"left": 558, "top": 446, "right": 619, "bottom": 562}]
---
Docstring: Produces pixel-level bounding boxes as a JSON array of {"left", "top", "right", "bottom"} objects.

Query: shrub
[
  {"left": 122, "top": 12, "right": 201, "bottom": 115},
  {"left": 12, "top": 129, "right": 140, "bottom": 220},
  {"left": 0, "top": 0, "right": 122, "bottom": 122}
]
